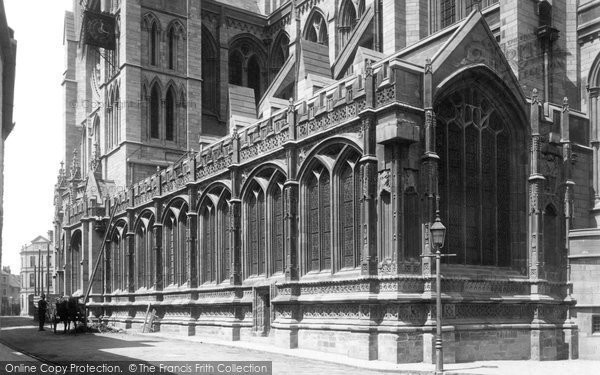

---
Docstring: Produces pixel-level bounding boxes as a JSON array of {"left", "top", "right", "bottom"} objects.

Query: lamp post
[{"left": 423, "top": 210, "right": 454, "bottom": 375}]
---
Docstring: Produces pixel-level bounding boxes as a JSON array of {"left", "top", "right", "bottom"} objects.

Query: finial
[
  {"left": 563, "top": 97, "right": 569, "bottom": 111},
  {"left": 425, "top": 58, "right": 432, "bottom": 74},
  {"left": 531, "top": 88, "right": 539, "bottom": 104}
]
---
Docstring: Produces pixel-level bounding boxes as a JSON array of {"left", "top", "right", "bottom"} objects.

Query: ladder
[{"left": 82, "top": 200, "right": 119, "bottom": 326}]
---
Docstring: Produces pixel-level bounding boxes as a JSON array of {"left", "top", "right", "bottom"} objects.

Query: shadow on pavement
[{"left": 0, "top": 316, "right": 160, "bottom": 363}]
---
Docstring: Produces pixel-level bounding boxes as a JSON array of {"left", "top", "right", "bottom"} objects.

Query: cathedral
[{"left": 53, "top": 0, "right": 600, "bottom": 363}]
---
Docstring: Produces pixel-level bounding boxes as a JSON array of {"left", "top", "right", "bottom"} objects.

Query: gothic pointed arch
[
  {"left": 165, "top": 84, "right": 177, "bottom": 142},
  {"left": 166, "top": 19, "right": 186, "bottom": 71},
  {"left": 160, "top": 198, "right": 188, "bottom": 287},
  {"left": 270, "top": 31, "right": 290, "bottom": 80},
  {"left": 434, "top": 66, "right": 528, "bottom": 270},
  {"left": 149, "top": 81, "right": 161, "bottom": 139},
  {"left": 228, "top": 34, "right": 268, "bottom": 102},
  {"left": 143, "top": 13, "right": 161, "bottom": 66},
  {"left": 107, "top": 220, "right": 128, "bottom": 292},
  {"left": 134, "top": 209, "right": 156, "bottom": 289},
  {"left": 303, "top": 8, "right": 328, "bottom": 45},
  {"left": 202, "top": 26, "right": 219, "bottom": 114},
  {"left": 197, "top": 184, "right": 231, "bottom": 284},
  {"left": 339, "top": 0, "right": 358, "bottom": 47},
  {"left": 69, "top": 230, "right": 83, "bottom": 293}
]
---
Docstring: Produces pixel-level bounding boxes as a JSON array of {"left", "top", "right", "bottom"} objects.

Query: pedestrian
[{"left": 38, "top": 294, "right": 48, "bottom": 331}]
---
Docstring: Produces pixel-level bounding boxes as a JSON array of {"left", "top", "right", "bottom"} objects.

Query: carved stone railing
[{"left": 239, "top": 109, "right": 289, "bottom": 162}]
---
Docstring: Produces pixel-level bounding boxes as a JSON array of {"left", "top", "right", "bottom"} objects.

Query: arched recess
[
  {"left": 228, "top": 34, "right": 268, "bottom": 103},
  {"left": 202, "top": 26, "right": 219, "bottom": 115},
  {"left": 70, "top": 230, "right": 83, "bottom": 293},
  {"left": 339, "top": 0, "right": 358, "bottom": 47},
  {"left": 142, "top": 13, "right": 161, "bottom": 66},
  {"left": 162, "top": 198, "right": 189, "bottom": 287},
  {"left": 149, "top": 81, "right": 161, "bottom": 139},
  {"left": 270, "top": 31, "right": 290, "bottom": 80},
  {"left": 434, "top": 66, "right": 528, "bottom": 270},
  {"left": 134, "top": 210, "right": 155, "bottom": 290},
  {"left": 92, "top": 115, "right": 100, "bottom": 161},
  {"left": 241, "top": 165, "right": 287, "bottom": 278},
  {"left": 113, "top": 85, "right": 120, "bottom": 147},
  {"left": 165, "top": 84, "right": 177, "bottom": 142},
  {"left": 297, "top": 139, "right": 363, "bottom": 275},
  {"left": 107, "top": 220, "right": 128, "bottom": 293},
  {"left": 197, "top": 184, "right": 231, "bottom": 284},
  {"left": 166, "top": 19, "right": 186, "bottom": 71},
  {"left": 304, "top": 8, "right": 328, "bottom": 45}
]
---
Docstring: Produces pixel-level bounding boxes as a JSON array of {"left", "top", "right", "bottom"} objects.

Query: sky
[{"left": 3, "top": 0, "right": 72, "bottom": 274}]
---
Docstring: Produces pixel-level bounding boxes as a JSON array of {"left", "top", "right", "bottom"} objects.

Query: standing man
[{"left": 37, "top": 294, "right": 47, "bottom": 331}]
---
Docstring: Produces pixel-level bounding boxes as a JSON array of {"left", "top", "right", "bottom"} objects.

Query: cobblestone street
[
  {"left": 0, "top": 317, "right": 399, "bottom": 375},
  {"left": 1, "top": 317, "right": 600, "bottom": 375}
]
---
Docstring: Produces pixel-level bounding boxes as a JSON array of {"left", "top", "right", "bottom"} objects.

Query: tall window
[
  {"left": 165, "top": 88, "right": 176, "bottom": 141},
  {"left": 247, "top": 187, "right": 266, "bottom": 276},
  {"left": 271, "top": 182, "right": 284, "bottom": 274},
  {"left": 305, "top": 10, "right": 328, "bottom": 45},
  {"left": 229, "top": 50, "right": 244, "bottom": 86},
  {"left": 200, "top": 202, "right": 215, "bottom": 283},
  {"left": 177, "top": 212, "right": 189, "bottom": 285},
  {"left": 150, "top": 22, "right": 158, "bottom": 66},
  {"left": 218, "top": 200, "right": 230, "bottom": 282},
  {"left": 436, "top": 87, "right": 511, "bottom": 266},
  {"left": 150, "top": 84, "right": 160, "bottom": 139},
  {"left": 432, "top": 0, "right": 499, "bottom": 32},
  {"left": 202, "top": 27, "right": 218, "bottom": 114},
  {"left": 228, "top": 39, "right": 266, "bottom": 105},
  {"left": 163, "top": 214, "right": 177, "bottom": 286},
  {"left": 168, "top": 27, "right": 176, "bottom": 70},
  {"left": 339, "top": 155, "right": 360, "bottom": 269},
  {"left": 306, "top": 165, "right": 331, "bottom": 272},
  {"left": 135, "top": 217, "right": 154, "bottom": 289},
  {"left": 72, "top": 232, "right": 82, "bottom": 292},
  {"left": 247, "top": 55, "right": 262, "bottom": 105},
  {"left": 199, "top": 188, "right": 230, "bottom": 285},
  {"left": 339, "top": 0, "right": 358, "bottom": 47}
]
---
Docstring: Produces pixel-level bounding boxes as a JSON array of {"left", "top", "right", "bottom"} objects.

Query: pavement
[{"left": 0, "top": 316, "right": 598, "bottom": 375}]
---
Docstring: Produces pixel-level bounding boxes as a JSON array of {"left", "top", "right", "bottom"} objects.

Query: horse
[{"left": 52, "top": 297, "right": 85, "bottom": 334}]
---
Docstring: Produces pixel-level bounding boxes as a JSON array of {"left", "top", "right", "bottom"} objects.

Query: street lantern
[
  {"left": 423, "top": 209, "right": 454, "bottom": 375},
  {"left": 430, "top": 213, "right": 446, "bottom": 250}
]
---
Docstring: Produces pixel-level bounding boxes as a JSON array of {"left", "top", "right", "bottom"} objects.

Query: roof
[
  {"left": 213, "top": 0, "right": 260, "bottom": 14},
  {"left": 300, "top": 40, "right": 331, "bottom": 78},
  {"left": 30, "top": 235, "right": 50, "bottom": 244}
]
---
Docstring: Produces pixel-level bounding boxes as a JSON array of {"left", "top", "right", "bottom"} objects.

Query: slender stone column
[
  {"left": 187, "top": 186, "right": 198, "bottom": 288},
  {"left": 284, "top": 101, "right": 299, "bottom": 281},
  {"left": 421, "top": 59, "right": 438, "bottom": 278},
  {"left": 81, "top": 218, "right": 90, "bottom": 295},
  {"left": 589, "top": 87, "right": 600, "bottom": 226},
  {"left": 284, "top": 180, "right": 299, "bottom": 281},
  {"left": 104, "top": 240, "right": 111, "bottom": 295},
  {"left": 153, "top": 223, "right": 163, "bottom": 291},
  {"left": 64, "top": 229, "right": 72, "bottom": 296},
  {"left": 126, "top": 230, "right": 135, "bottom": 293},
  {"left": 528, "top": 89, "right": 546, "bottom": 287},
  {"left": 360, "top": 114, "right": 378, "bottom": 276},
  {"left": 229, "top": 129, "right": 243, "bottom": 285}
]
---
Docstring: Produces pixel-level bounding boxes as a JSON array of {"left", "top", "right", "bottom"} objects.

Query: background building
[
  {"left": 19, "top": 234, "right": 55, "bottom": 316},
  {"left": 0, "top": 266, "right": 20, "bottom": 315},
  {"left": 53, "top": 0, "right": 600, "bottom": 363},
  {"left": 0, "top": 0, "right": 17, "bottom": 272}
]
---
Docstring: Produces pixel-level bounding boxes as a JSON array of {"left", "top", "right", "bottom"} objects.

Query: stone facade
[
  {"left": 54, "top": 0, "right": 600, "bottom": 363},
  {"left": 18, "top": 235, "right": 57, "bottom": 316}
]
